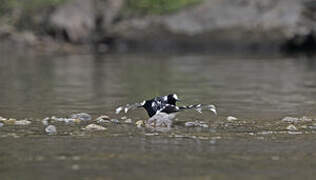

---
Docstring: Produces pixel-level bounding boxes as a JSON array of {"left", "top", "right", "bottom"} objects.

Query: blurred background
[{"left": 1, "top": 0, "right": 316, "bottom": 53}]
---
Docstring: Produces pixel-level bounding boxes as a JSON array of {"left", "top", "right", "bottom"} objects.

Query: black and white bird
[{"left": 115, "top": 93, "right": 217, "bottom": 118}]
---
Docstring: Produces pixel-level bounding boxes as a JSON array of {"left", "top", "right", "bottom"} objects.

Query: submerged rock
[
  {"left": 110, "top": 119, "right": 120, "bottom": 124},
  {"left": 185, "top": 121, "right": 208, "bottom": 128},
  {"left": 227, "top": 116, "right": 238, "bottom": 121},
  {"left": 84, "top": 124, "right": 106, "bottom": 131},
  {"left": 3, "top": 118, "right": 16, "bottom": 125},
  {"left": 282, "top": 116, "right": 312, "bottom": 123},
  {"left": 0, "top": 116, "right": 7, "bottom": 121},
  {"left": 147, "top": 113, "right": 175, "bottom": 128},
  {"left": 124, "top": 118, "right": 132, "bottom": 123},
  {"left": 15, "top": 120, "right": 31, "bottom": 126},
  {"left": 135, "top": 120, "right": 144, "bottom": 128},
  {"left": 42, "top": 117, "right": 49, "bottom": 126},
  {"left": 282, "top": 116, "right": 299, "bottom": 123},
  {"left": 96, "top": 115, "right": 111, "bottom": 123},
  {"left": 70, "top": 113, "right": 92, "bottom": 121},
  {"left": 286, "top": 124, "right": 297, "bottom": 131},
  {"left": 45, "top": 125, "right": 57, "bottom": 135}
]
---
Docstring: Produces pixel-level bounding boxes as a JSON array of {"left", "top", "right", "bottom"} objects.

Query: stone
[
  {"left": 84, "top": 124, "right": 106, "bottom": 131},
  {"left": 110, "top": 119, "right": 120, "bottom": 123},
  {"left": 227, "top": 116, "right": 238, "bottom": 121},
  {"left": 124, "top": 118, "right": 132, "bottom": 123},
  {"left": 282, "top": 116, "right": 300, "bottom": 123},
  {"left": 70, "top": 113, "right": 92, "bottom": 121},
  {"left": 135, "top": 120, "right": 144, "bottom": 128},
  {"left": 45, "top": 125, "right": 57, "bottom": 135},
  {"left": 96, "top": 115, "right": 111, "bottom": 123},
  {"left": 286, "top": 124, "right": 297, "bottom": 131},
  {"left": 15, "top": 120, "right": 31, "bottom": 125}
]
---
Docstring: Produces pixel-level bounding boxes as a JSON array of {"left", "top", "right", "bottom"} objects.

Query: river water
[{"left": 1, "top": 52, "right": 316, "bottom": 179}]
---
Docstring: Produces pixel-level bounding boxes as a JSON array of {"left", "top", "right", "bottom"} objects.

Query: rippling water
[
  {"left": 1, "top": 53, "right": 316, "bottom": 119},
  {"left": 1, "top": 52, "right": 316, "bottom": 180}
]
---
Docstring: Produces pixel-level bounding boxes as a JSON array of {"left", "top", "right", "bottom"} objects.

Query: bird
[{"left": 115, "top": 93, "right": 216, "bottom": 118}]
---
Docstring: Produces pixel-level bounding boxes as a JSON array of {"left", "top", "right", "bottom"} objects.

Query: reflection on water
[{"left": 1, "top": 53, "right": 316, "bottom": 119}]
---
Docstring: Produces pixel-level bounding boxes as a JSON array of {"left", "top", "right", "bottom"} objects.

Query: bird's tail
[{"left": 178, "top": 104, "right": 217, "bottom": 115}]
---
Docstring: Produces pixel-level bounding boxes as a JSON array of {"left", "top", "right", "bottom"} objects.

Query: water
[{"left": 1, "top": 52, "right": 316, "bottom": 179}]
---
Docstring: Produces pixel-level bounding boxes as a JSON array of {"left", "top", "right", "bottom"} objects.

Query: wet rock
[
  {"left": 185, "top": 121, "right": 208, "bottom": 128},
  {"left": 135, "top": 120, "right": 144, "bottom": 128},
  {"left": 147, "top": 113, "right": 175, "bottom": 128},
  {"left": 145, "top": 133, "right": 159, "bottom": 136},
  {"left": 15, "top": 120, "right": 31, "bottom": 126},
  {"left": 45, "top": 125, "right": 57, "bottom": 135},
  {"left": 209, "top": 139, "right": 216, "bottom": 145},
  {"left": 286, "top": 124, "right": 297, "bottom": 131},
  {"left": 71, "top": 164, "right": 80, "bottom": 170},
  {"left": 84, "top": 124, "right": 106, "bottom": 131},
  {"left": 110, "top": 119, "right": 120, "bottom": 124},
  {"left": 42, "top": 117, "right": 49, "bottom": 126},
  {"left": 70, "top": 113, "right": 92, "bottom": 121},
  {"left": 124, "top": 118, "right": 132, "bottom": 123},
  {"left": 282, "top": 116, "right": 300, "bottom": 123},
  {"left": 3, "top": 118, "right": 16, "bottom": 125},
  {"left": 300, "top": 116, "right": 312, "bottom": 122},
  {"left": 96, "top": 115, "right": 111, "bottom": 123},
  {"left": 271, "top": 156, "right": 280, "bottom": 161},
  {"left": 288, "top": 131, "right": 303, "bottom": 135},
  {"left": 258, "top": 131, "right": 274, "bottom": 135},
  {"left": 227, "top": 116, "right": 238, "bottom": 121},
  {"left": 0, "top": 116, "right": 7, "bottom": 121}
]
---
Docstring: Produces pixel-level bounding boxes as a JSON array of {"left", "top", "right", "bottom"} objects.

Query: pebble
[
  {"left": 0, "top": 116, "right": 7, "bottom": 121},
  {"left": 0, "top": 122, "right": 3, "bottom": 127},
  {"left": 145, "top": 133, "right": 159, "bottom": 136},
  {"left": 286, "top": 124, "right": 297, "bottom": 131},
  {"left": 70, "top": 113, "right": 92, "bottom": 121},
  {"left": 271, "top": 156, "right": 280, "bottom": 161},
  {"left": 110, "top": 119, "right": 120, "bottom": 123},
  {"left": 281, "top": 116, "right": 312, "bottom": 123},
  {"left": 45, "top": 125, "right": 57, "bottom": 135},
  {"left": 124, "top": 118, "right": 132, "bottom": 123},
  {"left": 135, "top": 120, "right": 144, "bottom": 128},
  {"left": 4, "top": 118, "right": 16, "bottom": 125},
  {"left": 42, "top": 117, "right": 49, "bottom": 126},
  {"left": 71, "top": 164, "right": 80, "bottom": 170},
  {"left": 288, "top": 131, "right": 303, "bottom": 135},
  {"left": 96, "top": 115, "right": 111, "bottom": 123},
  {"left": 209, "top": 140, "right": 216, "bottom": 144},
  {"left": 121, "top": 116, "right": 127, "bottom": 120},
  {"left": 227, "top": 116, "right": 238, "bottom": 121},
  {"left": 282, "top": 116, "right": 299, "bottom": 123},
  {"left": 185, "top": 121, "right": 208, "bottom": 128},
  {"left": 15, "top": 120, "right": 31, "bottom": 125},
  {"left": 84, "top": 124, "right": 106, "bottom": 131}
]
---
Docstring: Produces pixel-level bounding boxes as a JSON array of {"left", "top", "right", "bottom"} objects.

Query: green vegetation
[
  {"left": 125, "top": 0, "right": 202, "bottom": 15},
  {"left": 0, "top": 0, "right": 67, "bottom": 30}
]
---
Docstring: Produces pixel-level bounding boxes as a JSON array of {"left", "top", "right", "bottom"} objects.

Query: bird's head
[{"left": 167, "top": 93, "right": 180, "bottom": 105}]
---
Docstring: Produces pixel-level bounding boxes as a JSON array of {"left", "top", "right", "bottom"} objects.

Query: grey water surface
[{"left": 1, "top": 52, "right": 316, "bottom": 179}]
